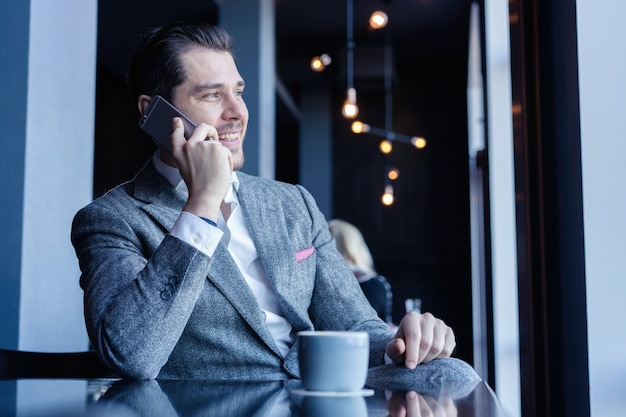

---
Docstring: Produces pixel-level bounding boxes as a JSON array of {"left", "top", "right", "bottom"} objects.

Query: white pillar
[
  {"left": 485, "top": 0, "right": 520, "bottom": 415},
  {"left": 220, "top": 0, "right": 276, "bottom": 179},
  {"left": 578, "top": 1, "right": 626, "bottom": 416},
  {"left": 0, "top": 0, "right": 97, "bottom": 351}
]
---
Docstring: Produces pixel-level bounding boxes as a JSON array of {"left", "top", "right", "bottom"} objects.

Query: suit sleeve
[{"left": 71, "top": 198, "right": 214, "bottom": 379}]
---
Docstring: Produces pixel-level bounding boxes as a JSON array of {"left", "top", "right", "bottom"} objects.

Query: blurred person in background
[{"left": 329, "top": 219, "right": 394, "bottom": 325}]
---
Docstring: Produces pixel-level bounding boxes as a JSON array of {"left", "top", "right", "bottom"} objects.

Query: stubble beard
[{"left": 232, "top": 151, "right": 244, "bottom": 171}]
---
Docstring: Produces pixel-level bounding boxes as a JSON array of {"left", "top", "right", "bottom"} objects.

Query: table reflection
[
  {"left": 0, "top": 362, "right": 510, "bottom": 416},
  {"left": 91, "top": 376, "right": 506, "bottom": 417},
  {"left": 300, "top": 395, "right": 368, "bottom": 417},
  {"left": 89, "top": 379, "right": 294, "bottom": 416}
]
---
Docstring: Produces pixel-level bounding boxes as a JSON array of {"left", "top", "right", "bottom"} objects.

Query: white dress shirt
[{"left": 153, "top": 154, "right": 295, "bottom": 357}]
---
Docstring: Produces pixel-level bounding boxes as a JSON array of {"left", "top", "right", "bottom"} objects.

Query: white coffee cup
[{"left": 297, "top": 330, "right": 369, "bottom": 392}]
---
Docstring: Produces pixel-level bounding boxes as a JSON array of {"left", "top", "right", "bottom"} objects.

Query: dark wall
[
  {"left": 330, "top": 50, "right": 473, "bottom": 363},
  {"left": 94, "top": 64, "right": 155, "bottom": 198}
]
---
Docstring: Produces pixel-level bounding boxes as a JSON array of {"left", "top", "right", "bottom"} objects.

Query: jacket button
[{"left": 160, "top": 290, "right": 171, "bottom": 300}]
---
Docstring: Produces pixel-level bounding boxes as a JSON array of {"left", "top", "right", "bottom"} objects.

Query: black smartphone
[{"left": 139, "top": 95, "right": 197, "bottom": 152}]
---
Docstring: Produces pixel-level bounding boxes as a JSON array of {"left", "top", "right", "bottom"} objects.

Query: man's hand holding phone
[
  {"left": 170, "top": 117, "right": 233, "bottom": 224},
  {"left": 138, "top": 95, "right": 233, "bottom": 222}
]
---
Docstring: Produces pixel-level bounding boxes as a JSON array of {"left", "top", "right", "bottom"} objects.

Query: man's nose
[{"left": 223, "top": 94, "right": 247, "bottom": 119}]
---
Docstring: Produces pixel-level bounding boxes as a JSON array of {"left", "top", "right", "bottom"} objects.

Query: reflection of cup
[
  {"left": 300, "top": 396, "right": 368, "bottom": 417},
  {"left": 298, "top": 331, "right": 369, "bottom": 392}
]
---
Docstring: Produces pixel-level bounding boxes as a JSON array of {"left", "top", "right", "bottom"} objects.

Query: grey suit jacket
[{"left": 71, "top": 159, "right": 393, "bottom": 379}]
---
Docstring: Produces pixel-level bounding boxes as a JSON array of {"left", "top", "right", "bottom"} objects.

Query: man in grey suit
[{"left": 71, "top": 22, "right": 456, "bottom": 380}]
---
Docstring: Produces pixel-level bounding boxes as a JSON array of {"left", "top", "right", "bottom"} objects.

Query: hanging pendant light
[{"left": 342, "top": 0, "right": 358, "bottom": 119}]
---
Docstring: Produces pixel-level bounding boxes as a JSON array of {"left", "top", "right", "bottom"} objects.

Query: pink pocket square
[{"left": 295, "top": 246, "right": 315, "bottom": 262}]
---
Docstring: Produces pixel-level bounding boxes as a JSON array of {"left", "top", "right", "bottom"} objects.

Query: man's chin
[{"left": 232, "top": 155, "right": 244, "bottom": 171}]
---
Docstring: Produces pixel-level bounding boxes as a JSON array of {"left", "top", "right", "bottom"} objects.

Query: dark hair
[{"left": 127, "top": 21, "right": 234, "bottom": 108}]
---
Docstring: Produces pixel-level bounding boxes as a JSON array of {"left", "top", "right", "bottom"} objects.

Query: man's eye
[{"left": 235, "top": 89, "right": 244, "bottom": 97}]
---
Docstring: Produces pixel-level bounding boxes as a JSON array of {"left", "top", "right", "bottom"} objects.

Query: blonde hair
[{"left": 328, "top": 219, "right": 374, "bottom": 273}]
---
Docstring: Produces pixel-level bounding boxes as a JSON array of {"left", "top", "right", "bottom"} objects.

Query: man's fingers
[
  {"left": 419, "top": 315, "right": 456, "bottom": 364},
  {"left": 170, "top": 117, "right": 186, "bottom": 150},
  {"left": 187, "top": 122, "right": 218, "bottom": 143},
  {"left": 417, "top": 323, "right": 434, "bottom": 364},
  {"left": 442, "top": 327, "right": 456, "bottom": 357},
  {"left": 385, "top": 337, "right": 406, "bottom": 363},
  {"left": 402, "top": 311, "right": 424, "bottom": 369},
  {"left": 225, "top": 147, "right": 234, "bottom": 171},
  {"left": 421, "top": 323, "right": 443, "bottom": 363},
  {"left": 390, "top": 311, "right": 457, "bottom": 368}
]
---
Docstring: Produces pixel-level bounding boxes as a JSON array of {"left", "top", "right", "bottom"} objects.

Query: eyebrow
[{"left": 194, "top": 80, "right": 245, "bottom": 92}]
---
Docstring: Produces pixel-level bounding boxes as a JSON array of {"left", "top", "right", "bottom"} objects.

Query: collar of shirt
[{"left": 152, "top": 151, "right": 240, "bottom": 201}]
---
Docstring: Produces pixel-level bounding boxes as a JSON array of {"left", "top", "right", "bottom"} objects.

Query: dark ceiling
[
  {"left": 97, "top": 0, "right": 219, "bottom": 80},
  {"left": 97, "top": 0, "right": 473, "bottom": 87},
  {"left": 275, "top": 0, "right": 472, "bottom": 60}
]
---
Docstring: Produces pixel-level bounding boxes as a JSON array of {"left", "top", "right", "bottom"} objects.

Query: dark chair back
[{"left": 0, "top": 349, "right": 116, "bottom": 379}]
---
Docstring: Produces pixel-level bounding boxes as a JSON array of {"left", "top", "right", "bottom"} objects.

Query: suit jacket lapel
[
  {"left": 133, "top": 160, "right": 186, "bottom": 231},
  {"left": 236, "top": 173, "right": 292, "bottom": 285},
  {"left": 236, "top": 173, "right": 310, "bottom": 331}
]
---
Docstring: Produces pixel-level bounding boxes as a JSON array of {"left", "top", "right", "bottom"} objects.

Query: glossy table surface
[{"left": 0, "top": 375, "right": 509, "bottom": 417}]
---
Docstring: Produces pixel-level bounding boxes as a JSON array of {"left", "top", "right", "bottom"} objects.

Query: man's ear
[{"left": 137, "top": 94, "right": 152, "bottom": 116}]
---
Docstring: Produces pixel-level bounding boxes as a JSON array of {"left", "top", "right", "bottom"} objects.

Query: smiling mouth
[{"left": 218, "top": 133, "right": 238, "bottom": 142}]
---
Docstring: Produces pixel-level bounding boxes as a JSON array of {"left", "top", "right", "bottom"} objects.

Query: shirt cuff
[{"left": 170, "top": 211, "right": 223, "bottom": 257}]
